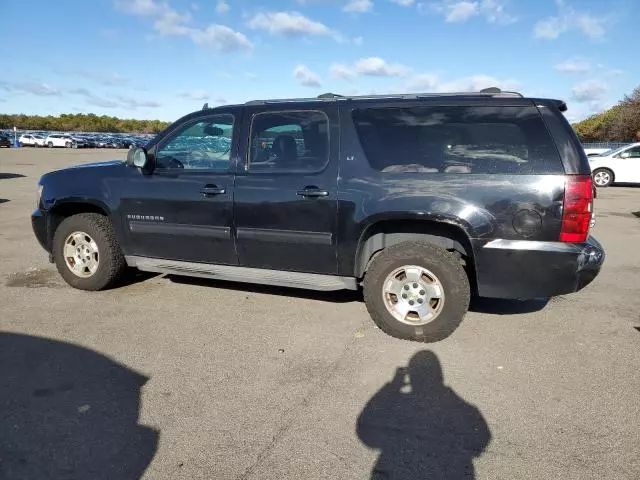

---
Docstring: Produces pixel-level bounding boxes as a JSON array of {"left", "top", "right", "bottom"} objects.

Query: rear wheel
[
  {"left": 47, "top": 142, "right": 53, "bottom": 148},
  {"left": 363, "top": 242, "right": 470, "bottom": 342},
  {"left": 52, "top": 213, "right": 126, "bottom": 291},
  {"left": 65, "top": 141, "right": 72, "bottom": 148},
  {"left": 593, "top": 168, "right": 613, "bottom": 187}
]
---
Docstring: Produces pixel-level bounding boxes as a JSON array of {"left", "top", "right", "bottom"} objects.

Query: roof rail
[{"left": 245, "top": 87, "right": 524, "bottom": 105}]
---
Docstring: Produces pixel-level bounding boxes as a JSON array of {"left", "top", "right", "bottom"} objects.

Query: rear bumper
[{"left": 473, "top": 236, "right": 605, "bottom": 299}]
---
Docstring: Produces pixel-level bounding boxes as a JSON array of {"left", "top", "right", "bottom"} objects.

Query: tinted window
[
  {"left": 352, "top": 106, "right": 563, "bottom": 174},
  {"left": 248, "top": 111, "right": 329, "bottom": 173},
  {"left": 156, "top": 114, "right": 234, "bottom": 171},
  {"left": 623, "top": 146, "right": 640, "bottom": 158}
]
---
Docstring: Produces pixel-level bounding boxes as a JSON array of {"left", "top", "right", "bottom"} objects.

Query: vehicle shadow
[
  {"left": 131, "top": 272, "right": 551, "bottom": 311},
  {"left": 0, "top": 173, "right": 26, "bottom": 180},
  {"left": 357, "top": 350, "right": 491, "bottom": 479},
  {"left": 0, "top": 198, "right": 9, "bottom": 205},
  {"left": 167, "top": 274, "right": 362, "bottom": 304},
  {"left": 469, "top": 296, "right": 549, "bottom": 315},
  {"left": 0, "top": 332, "right": 159, "bottom": 480}
]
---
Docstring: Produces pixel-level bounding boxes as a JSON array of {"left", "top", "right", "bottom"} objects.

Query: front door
[
  {"left": 234, "top": 106, "right": 339, "bottom": 274},
  {"left": 119, "top": 111, "right": 238, "bottom": 265}
]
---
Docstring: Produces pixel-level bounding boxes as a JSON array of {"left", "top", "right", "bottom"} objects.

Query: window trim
[
  {"left": 154, "top": 112, "right": 236, "bottom": 174},
  {"left": 245, "top": 109, "right": 331, "bottom": 175}
]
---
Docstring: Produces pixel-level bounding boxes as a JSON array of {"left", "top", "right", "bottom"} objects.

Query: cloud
[
  {"left": 571, "top": 80, "right": 607, "bottom": 103},
  {"left": 555, "top": 58, "right": 590, "bottom": 75},
  {"left": 247, "top": 11, "right": 338, "bottom": 39},
  {"left": 216, "top": 0, "right": 230, "bottom": 13},
  {"left": 343, "top": 0, "right": 373, "bottom": 13},
  {"left": 56, "top": 68, "right": 130, "bottom": 87},
  {"left": 115, "top": 0, "right": 167, "bottom": 16},
  {"left": 406, "top": 74, "right": 440, "bottom": 91},
  {"left": 0, "top": 81, "right": 61, "bottom": 96},
  {"left": 178, "top": 89, "right": 210, "bottom": 101},
  {"left": 68, "top": 87, "right": 161, "bottom": 109},
  {"left": 436, "top": 74, "right": 520, "bottom": 92},
  {"left": 403, "top": 73, "right": 520, "bottom": 93},
  {"left": 293, "top": 65, "right": 322, "bottom": 87},
  {"left": 330, "top": 57, "right": 410, "bottom": 80},
  {"left": 330, "top": 64, "right": 357, "bottom": 80},
  {"left": 116, "top": 0, "right": 253, "bottom": 52},
  {"left": 190, "top": 25, "right": 253, "bottom": 51},
  {"left": 392, "top": 0, "right": 415, "bottom": 6},
  {"left": 534, "top": 1, "right": 606, "bottom": 40},
  {"left": 426, "top": 0, "right": 516, "bottom": 24}
]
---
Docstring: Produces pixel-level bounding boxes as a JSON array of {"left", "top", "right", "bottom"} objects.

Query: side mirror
[
  {"left": 127, "top": 147, "right": 149, "bottom": 168},
  {"left": 620, "top": 151, "right": 631, "bottom": 159}
]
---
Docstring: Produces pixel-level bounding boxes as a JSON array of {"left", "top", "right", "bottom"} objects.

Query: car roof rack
[{"left": 245, "top": 87, "right": 524, "bottom": 105}]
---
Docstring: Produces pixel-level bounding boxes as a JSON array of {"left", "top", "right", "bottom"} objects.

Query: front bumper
[
  {"left": 31, "top": 209, "right": 50, "bottom": 253},
  {"left": 473, "top": 236, "right": 605, "bottom": 299}
]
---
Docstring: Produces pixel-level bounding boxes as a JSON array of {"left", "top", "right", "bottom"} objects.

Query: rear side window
[
  {"left": 248, "top": 110, "right": 329, "bottom": 173},
  {"left": 352, "top": 105, "right": 563, "bottom": 174}
]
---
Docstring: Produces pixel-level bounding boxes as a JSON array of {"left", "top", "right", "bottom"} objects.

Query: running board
[{"left": 125, "top": 256, "right": 358, "bottom": 291}]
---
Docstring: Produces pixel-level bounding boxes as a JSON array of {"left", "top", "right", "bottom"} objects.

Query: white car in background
[
  {"left": 44, "top": 134, "right": 84, "bottom": 148},
  {"left": 18, "top": 134, "right": 46, "bottom": 147},
  {"left": 589, "top": 143, "right": 640, "bottom": 187}
]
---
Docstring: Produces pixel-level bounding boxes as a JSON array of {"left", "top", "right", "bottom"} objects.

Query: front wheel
[
  {"left": 363, "top": 242, "right": 470, "bottom": 342},
  {"left": 52, "top": 213, "right": 126, "bottom": 291},
  {"left": 47, "top": 142, "right": 53, "bottom": 148},
  {"left": 593, "top": 168, "right": 613, "bottom": 187}
]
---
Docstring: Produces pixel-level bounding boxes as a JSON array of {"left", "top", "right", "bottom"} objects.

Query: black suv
[{"left": 32, "top": 89, "right": 604, "bottom": 342}]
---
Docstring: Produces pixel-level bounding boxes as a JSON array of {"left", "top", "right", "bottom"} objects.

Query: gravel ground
[{"left": 1, "top": 148, "right": 639, "bottom": 480}]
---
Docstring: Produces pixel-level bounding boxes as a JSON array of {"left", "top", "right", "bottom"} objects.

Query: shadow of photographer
[
  {"left": 0, "top": 332, "right": 158, "bottom": 480},
  {"left": 357, "top": 351, "right": 491, "bottom": 479}
]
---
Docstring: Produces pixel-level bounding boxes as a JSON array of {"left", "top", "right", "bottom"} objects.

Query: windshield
[{"left": 595, "top": 145, "right": 630, "bottom": 157}]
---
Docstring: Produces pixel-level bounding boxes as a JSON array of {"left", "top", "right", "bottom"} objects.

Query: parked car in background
[
  {"left": 19, "top": 134, "right": 46, "bottom": 147},
  {"left": 589, "top": 142, "right": 640, "bottom": 187},
  {"left": 45, "top": 134, "right": 80, "bottom": 148},
  {"left": 0, "top": 134, "right": 12, "bottom": 148}
]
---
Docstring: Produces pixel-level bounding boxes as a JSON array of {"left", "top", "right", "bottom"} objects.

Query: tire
[
  {"left": 47, "top": 142, "right": 53, "bottom": 148},
  {"left": 52, "top": 213, "right": 126, "bottom": 291},
  {"left": 592, "top": 168, "right": 613, "bottom": 187},
  {"left": 363, "top": 242, "right": 470, "bottom": 342},
  {"left": 65, "top": 141, "right": 72, "bottom": 148}
]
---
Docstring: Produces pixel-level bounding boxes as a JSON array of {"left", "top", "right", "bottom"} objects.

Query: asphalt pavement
[{"left": 1, "top": 148, "right": 639, "bottom": 479}]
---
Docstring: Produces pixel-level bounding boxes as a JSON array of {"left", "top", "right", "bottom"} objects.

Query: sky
[{"left": 0, "top": 0, "right": 637, "bottom": 123}]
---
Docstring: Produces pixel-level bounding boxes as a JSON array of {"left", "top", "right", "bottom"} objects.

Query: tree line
[
  {"left": 573, "top": 86, "right": 640, "bottom": 143},
  {"left": 0, "top": 113, "right": 170, "bottom": 134}
]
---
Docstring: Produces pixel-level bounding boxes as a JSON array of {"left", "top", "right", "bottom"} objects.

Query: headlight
[{"left": 36, "top": 184, "right": 43, "bottom": 208}]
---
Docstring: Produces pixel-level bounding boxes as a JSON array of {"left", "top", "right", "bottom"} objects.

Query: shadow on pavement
[
  {"left": 0, "top": 198, "right": 9, "bottom": 205},
  {"left": 0, "top": 173, "right": 26, "bottom": 180},
  {"left": 0, "top": 332, "right": 159, "bottom": 480},
  {"left": 357, "top": 351, "right": 491, "bottom": 479},
  {"left": 469, "top": 296, "right": 548, "bottom": 315},
  {"left": 168, "top": 274, "right": 363, "bottom": 304}
]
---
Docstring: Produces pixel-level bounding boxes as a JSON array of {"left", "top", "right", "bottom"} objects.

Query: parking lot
[{"left": 1, "top": 148, "right": 639, "bottom": 479}]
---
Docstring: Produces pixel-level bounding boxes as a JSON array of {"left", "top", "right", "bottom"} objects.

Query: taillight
[{"left": 560, "top": 175, "right": 593, "bottom": 243}]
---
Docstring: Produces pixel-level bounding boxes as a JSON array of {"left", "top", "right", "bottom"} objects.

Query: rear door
[
  {"left": 234, "top": 105, "right": 340, "bottom": 274},
  {"left": 119, "top": 110, "right": 239, "bottom": 264}
]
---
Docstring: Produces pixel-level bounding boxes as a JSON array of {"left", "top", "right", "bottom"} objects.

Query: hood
[{"left": 67, "top": 160, "right": 125, "bottom": 169}]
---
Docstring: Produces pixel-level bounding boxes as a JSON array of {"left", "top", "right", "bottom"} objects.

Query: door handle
[
  {"left": 201, "top": 185, "right": 226, "bottom": 196},
  {"left": 297, "top": 187, "right": 329, "bottom": 198}
]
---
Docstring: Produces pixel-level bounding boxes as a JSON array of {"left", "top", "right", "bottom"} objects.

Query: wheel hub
[
  {"left": 63, "top": 231, "right": 99, "bottom": 278},
  {"left": 382, "top": 265, "right": 445, "bottom": 326}
]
